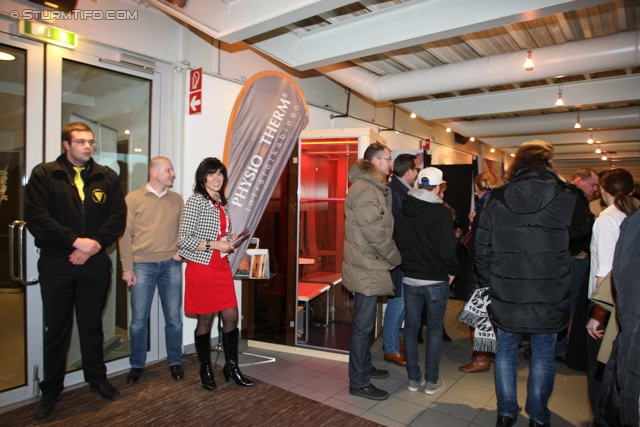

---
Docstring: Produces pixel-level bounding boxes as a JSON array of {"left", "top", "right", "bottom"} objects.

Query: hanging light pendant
[
  {"left": 524, "top": 48, "right": 534, "bottom": 71},
  {"left": 587, "top": 133, "right": 594, "bottom": 144},
  {"left": 555, "top": 82, "right": 564, "bottom": 106},
  {"left": 574, "top": 112, "right": 581, "bottom": 129}
]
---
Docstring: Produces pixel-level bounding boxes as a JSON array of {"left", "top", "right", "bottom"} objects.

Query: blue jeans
[
  {"left": 129, "top": 259, "right": 183, "bottom": 368},
  {"left": 403, "top": 282, "right": 448, "bottom": 384},
  {"left": 383, "top": 282, "right": 404, "bottom": 354},
  {"left": 495, "top": 328, "right": 557, "bottom": 424},
  {"left": 349, "top": 293, "right": 378, "bottom": 388}
]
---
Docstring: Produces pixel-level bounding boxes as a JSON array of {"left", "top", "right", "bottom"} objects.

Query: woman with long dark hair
[
  {"left": 179, "top": 157, "right": 253, "bottom": 391},
  {"left": 585, "top": 168, "right": 637, "bottom": 419}
]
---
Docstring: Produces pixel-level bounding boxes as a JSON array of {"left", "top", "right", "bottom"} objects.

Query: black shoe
[
  {"left": 497, "top": 415, "right": 518, "bottom": 427},
  {"left": 34, "top": 393, "right": 60, "bottom": 420},
  {"left": 169, "top": 365, "right": 184, "bottom": 381},
  {"left": 126, "top": 368, "right": 144, "bottom": 384},
  {"left": 529, "top": 420, "right": 550, "bottom": 427},
  {"left": 368, "top": 367, "right": 389, "bottom": 379},
  {"left": 90, "top": 381, "right": 121, "bottom": 401},
  {"left": 443, "top": 329, "right": 452, "bottom": 342},
  {"left": 349, "top": 384, "right": 389, "bottom": 400}
]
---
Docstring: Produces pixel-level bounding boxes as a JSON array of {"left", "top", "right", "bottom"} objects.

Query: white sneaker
[
  {"left": 424, "top": 378, "right": 444, "bottom": 395},
  {"left": 407, "top": 378, "right": 425, "bottom": 392}
]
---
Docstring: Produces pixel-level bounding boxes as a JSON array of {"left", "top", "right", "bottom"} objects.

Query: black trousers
[{"left": 38, "top": 252, "right": 112, "bottom": 395}]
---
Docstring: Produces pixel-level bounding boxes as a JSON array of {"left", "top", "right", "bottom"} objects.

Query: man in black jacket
[
  {"left": 394, "top": 167, "right": 457, "bottom": 395},
  {"left": 475, "top": 141, "right": 594, "bottom": 427},
  {"left": 383, "top": 153, "right": 418, "bottom": 367},
  {"left": 25, "top": 122, "right": 126, "bottom": 420}
]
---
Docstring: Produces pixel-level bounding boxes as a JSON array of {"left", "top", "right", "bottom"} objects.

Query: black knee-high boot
[
  {"left": 195, "top": 333, "right": 216, "bottom": 391},
  {"left": 222, "top": 328, "right": 254, "bottom": 387}
]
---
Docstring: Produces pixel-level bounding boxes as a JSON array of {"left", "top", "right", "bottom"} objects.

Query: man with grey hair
[
  {"left": 383, "top": 153, "right": 418, "bottom": 366},
  {"left": 119, "top": 157, "right": 185, "bottom": 385},
  {"left": 343, "top": 142, "right": 402, "bottom": 401},
  {"left": 394, "top": 167, "right": 457, "bottom": 396}
]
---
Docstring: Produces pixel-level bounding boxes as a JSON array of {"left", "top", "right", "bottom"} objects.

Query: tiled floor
[{"left": 239, "top": 299, "right": 594, "bottom": 427}]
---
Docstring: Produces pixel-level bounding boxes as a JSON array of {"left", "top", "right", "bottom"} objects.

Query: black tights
[{"left": 195, "top": 307, "right": 239, "bottom": 336}]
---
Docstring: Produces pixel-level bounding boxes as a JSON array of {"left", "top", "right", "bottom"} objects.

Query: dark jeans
[
  {"left": 403, "top": 282, "right": 448, "bottom": 384},
  {"left": 349, "top": 293, "right": 379, "bottom": 388},
  {"left": 556, "top": 256, "right": 590, "bottom": 356},
  {"left": 38, "top": 253, "right": 112, "bottom": 394},
  {"left": 495, "top": 329, "right": 557, "bottom": 424}
]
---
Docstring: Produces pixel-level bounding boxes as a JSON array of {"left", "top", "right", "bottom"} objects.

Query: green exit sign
[{"left": 18, "top": 20, "right": 78, "bottom": 49}]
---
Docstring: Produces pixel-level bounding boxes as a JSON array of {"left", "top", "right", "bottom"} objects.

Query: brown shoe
[
  {"left": 384, "top": 351, "right": 407, "bottom": 366},
  {"left": 459, "top": 353, "right": 490, "bottom": 373}
]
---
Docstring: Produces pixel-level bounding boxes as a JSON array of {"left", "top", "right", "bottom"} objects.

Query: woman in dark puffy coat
[{"left": 475, "top": 140, "right": 593, "bottom": 427}]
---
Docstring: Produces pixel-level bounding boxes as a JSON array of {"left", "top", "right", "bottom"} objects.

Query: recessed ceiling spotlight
[
  {"left": 470, "top": 136, "right": 475, "bottom": 142},
  {"left": 410, "top": 112, "right": 417, "bottom": 119},
  {"left": 490, "top": 148, "right": 495, "bottom": 153},
  {"left": 446, "top": 127, "right": 451, "bottom": 133},
  {"left": 0, "top": 52, "right": 16, "bottom": 61}
]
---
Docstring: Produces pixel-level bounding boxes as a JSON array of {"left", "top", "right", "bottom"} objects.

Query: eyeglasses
[
  {"left": 412, "top": 167, "right": 421, "bottom": 172},
  {"left": 582, "top": 178, "right": 598, "bottom": 188},
  {"left": 70, "top": 139, "right": 96, "bottom": 147},
  {"left": 377, "top": 156, "right": 392, "bottom": 162}
]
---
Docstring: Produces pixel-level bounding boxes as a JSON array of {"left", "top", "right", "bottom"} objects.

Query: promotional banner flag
[{"left": 223, "top": 71, "right": 309, "bottom": 274}]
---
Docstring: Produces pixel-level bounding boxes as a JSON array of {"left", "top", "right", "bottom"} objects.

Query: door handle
[{"left": 8, "top": 220, "right": 39, "bottom": 286}]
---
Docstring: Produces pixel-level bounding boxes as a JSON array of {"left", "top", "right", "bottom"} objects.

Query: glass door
[
  {"left": 296, "top": 138, "right": 358, "bottom": 351},
  {"left": 44, "top": 44, "right": 158, "bottom": 386},
  {"left": 0, "top": 34, "right": 45, "bottom": 407}
]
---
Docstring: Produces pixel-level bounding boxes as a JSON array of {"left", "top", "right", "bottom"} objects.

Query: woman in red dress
[{"left": 179, "top": 157, "right": 253, "bottom": 391}]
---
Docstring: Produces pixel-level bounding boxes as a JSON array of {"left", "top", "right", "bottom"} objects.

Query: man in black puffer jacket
[{"left": 475, "top": 141, "right": 594, "bottom": 427}]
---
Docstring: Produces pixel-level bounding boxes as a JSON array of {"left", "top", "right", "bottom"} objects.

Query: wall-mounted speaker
[
  {"left": 28, "top": 0, "right": 78, "bottom": 12},
  {"left": 454, "top": 132, "right": 469, "bottom": 145}
]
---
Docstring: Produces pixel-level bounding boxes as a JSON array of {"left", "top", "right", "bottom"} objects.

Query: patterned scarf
[{"left": 457, "top": 287, "right": 496, "bottom": 353}]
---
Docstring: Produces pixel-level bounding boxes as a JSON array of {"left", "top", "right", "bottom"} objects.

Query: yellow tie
[{"left": 73, "top": 167, "right": 85, "bottom": 201}]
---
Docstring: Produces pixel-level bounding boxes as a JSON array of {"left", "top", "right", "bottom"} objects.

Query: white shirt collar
[{"left": 146, "top": 183, "right": 168, "bottom": 197}]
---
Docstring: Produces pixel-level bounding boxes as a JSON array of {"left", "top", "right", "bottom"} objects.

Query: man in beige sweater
[{"left": 119, "top": 157, "right": 184, "bottom": 384}]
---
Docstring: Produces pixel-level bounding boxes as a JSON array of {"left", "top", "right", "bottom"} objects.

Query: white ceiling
[{"left": 148, "top": 0, "right": 640, "bottom": 180}]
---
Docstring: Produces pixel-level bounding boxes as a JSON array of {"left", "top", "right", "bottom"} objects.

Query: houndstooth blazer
[{"left": 178, "top": 192, "right": 231, "bottom": 265}]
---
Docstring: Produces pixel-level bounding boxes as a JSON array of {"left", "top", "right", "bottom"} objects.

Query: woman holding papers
[{"left": 179, "top": 157, "right": 254, "bottom": 391}]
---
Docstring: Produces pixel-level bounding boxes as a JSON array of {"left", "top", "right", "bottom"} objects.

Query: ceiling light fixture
[
  {"left": 470, "top": 136, "right": 475, "bottom": 142},
  {"left": 587, "top": 133, "right": 593, "bottom": 144},
  {"left": 410, "top": 112, "right": 417, "bottom": 119},
  {"left": 601, "top": 155, "right": 607, "bottom": 161},
  {"left": 595, "top": 148, "right": 602, "bottom": 154},
  {"left": 510, "top": 153, "right": 516, "bottom": 157},
  {"left": 445, "top": 127, "right": 451, "bottom": 133},
  {"left": 524, "top": 48, "right": 533, "bottom": 71},
  {"left": 0, "top": 52, "right": 16, "bottom": 61},
  {"left": 555, "top": 82, "right": 563, "bottom": 106},
  {"left": 574, "top": 112, "right": 581, "bottom": 129},
  {"left": 490, "top": 148, "right": 495, "bottom": 153}
]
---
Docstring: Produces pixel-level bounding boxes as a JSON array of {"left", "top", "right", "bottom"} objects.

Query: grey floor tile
[
  {"left": 446, "top": 380, "right": 495, "bottom": 405},
  {"left": 429, "top": 393, "right": 484, "bottom": 422},
  {"left": 250, "top": 358, "right": 295, "bottom": 375},
  {"left": 323, "top": 397, "right": 368, "bottom": 417},
  {"left": 301, "top": 373, "right": 349, "bottom": 396},
  {"left": 290, "top": 384, "right": 331, "bottom": 403},
  {"left": 272, "top": 363, "right": 322, "bottom": 384},
  {"left": 360, "top": 410, "right": 408, "bottom": 427},
  {"left": 369, "top": 396, "right": 428, "bottom": 425},
  {"left": 391, "top": 387, "right": 437, "bottom": 408},
  {"left": 270, "top": 351, "right": 310, "bottom": 364},
  {"left": 261, "top": 374, "right": 298, "bottom": 390},
  {"left": 325, "top": 362, "right": 349, "bottom": 379},
  {"left": 410, "top": 408, "right": 471, "bottom": 427},
  {"left": 297, "top": 356, "right": 344, "bottom": 373}
]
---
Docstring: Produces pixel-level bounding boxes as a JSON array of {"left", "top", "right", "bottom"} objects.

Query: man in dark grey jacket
[{"left": 475, "top": 141, "right": 594, "bottom": 427}]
